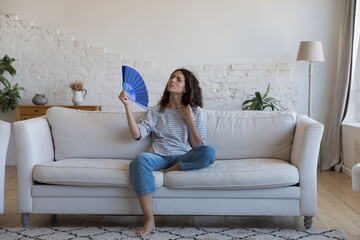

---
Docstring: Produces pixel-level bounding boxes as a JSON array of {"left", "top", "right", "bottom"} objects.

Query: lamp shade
[{"left": 296, "top": 41, "right": 325, "bottom": 62}]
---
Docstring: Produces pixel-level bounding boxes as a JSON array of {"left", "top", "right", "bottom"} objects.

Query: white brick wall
[{"left": 0, "top": 14, "right": 295, "bottom": 112}]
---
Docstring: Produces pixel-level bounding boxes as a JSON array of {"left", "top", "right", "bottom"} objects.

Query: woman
[{"left": 118, "top": 68, "right": 215, "bottom": 237}]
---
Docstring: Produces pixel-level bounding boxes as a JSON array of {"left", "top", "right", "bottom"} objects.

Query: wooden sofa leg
[
  {"left": 304, "top": 216, "right": 313, "bottom": 229},
  {"left": 21, "top": 213, "right": 29, "bottom": 228}
]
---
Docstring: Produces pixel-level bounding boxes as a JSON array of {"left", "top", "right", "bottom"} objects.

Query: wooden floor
[{"left": 1, "top": 166, "right": 360, "bottom": 239}]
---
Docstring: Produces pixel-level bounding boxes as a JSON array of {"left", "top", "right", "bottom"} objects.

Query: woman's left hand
[{"left": 180, "top": 105, "right": 194, "bottom": 124}]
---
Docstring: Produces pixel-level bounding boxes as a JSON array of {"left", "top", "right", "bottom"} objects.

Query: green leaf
[
  {"left": 267, "top": 102, "right": 279, "bottom": 111},
  {"left": 263, "top": 83, "right": 270, "bottom": 98},
  {"left": 1, "top": 97, "right": 9, "bottom": 113},
  {"left": 242, "top": 98, "right": 256, "bottom": 106},
  {"left": 14, "top": 97, "right": 19, "bottom": 107},
  {"left": 11, "top": 90, "right": 19, "bottom": 97},
  {"left": 12, "top": 83, "right": 18, "bottom": 90},
  {"left": 264, "top": 97, "right": 276, "bottom": 101},
  {"left": 250, "top": 101, "right": 258, "bottom": 110},
  {"left": 0, "top": 76, "right": 11, "bottom": 88},
  {"left": 263, "top": 98, "right": 275, "bottom": 105},
  {"left": 2, "top": 87, "right": 10, "bottom": 95},
  {"left": 255, "top": 102, "right": 262, "bottom": 110},
  {"left": 255, "top": 92, "right": 262, "bottom": 105},
  {"left": 0, "top": 55, "right": 16, "bottom": 77}
]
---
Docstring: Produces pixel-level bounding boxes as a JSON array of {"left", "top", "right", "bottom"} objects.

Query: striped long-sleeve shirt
[{"left": 137, "top": 105, "right": 206, "bottom": 156}]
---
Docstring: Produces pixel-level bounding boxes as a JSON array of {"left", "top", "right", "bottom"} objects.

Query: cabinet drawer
[
  {"left": 20, "top": 108, "right": 48, "bottom": 115},
  {"left": 67, "top": 106, "right": 99, "bottom": 111}
]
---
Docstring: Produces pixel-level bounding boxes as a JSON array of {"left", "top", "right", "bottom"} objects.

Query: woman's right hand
[
  {"left": 118, "top": 90, "right": 129, "bottom": 107},
  {"left": 119, "top": 90, "right": 141, "bottom": 139}
]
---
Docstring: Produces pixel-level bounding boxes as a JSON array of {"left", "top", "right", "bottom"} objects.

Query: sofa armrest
[
  {"left": 291, "top": 115, "right": 324, "bottom": 216},
  {"left": 13, "top": 117, "right": 54, "bottom": 213},
  {"left": 0, "top": 120, "right": 11, "bottom": 214}
]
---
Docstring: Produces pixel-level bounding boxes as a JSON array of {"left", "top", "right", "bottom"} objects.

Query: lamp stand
[
  {"left": 308, "top": 61, "right": 323, "bottom": 172},
  {"left": 308, "top": 61, "right": 312, "bottom": 117}
]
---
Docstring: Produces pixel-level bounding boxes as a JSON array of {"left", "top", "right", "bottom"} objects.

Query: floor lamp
[
  {"left": 296, "top": 41, "right": 325, "bottom": 170},
  {"left": 296, "top": 41, "right": 325, "bottom": 117}
]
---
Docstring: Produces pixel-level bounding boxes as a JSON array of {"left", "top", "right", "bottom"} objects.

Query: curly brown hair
[{"left": 158, "top": 68, "right": 203, "bottom": 111}]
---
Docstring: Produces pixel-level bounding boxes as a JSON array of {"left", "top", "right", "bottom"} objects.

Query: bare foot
[{"left": 136, "top": 219, "right": 155, "bottom": 237}]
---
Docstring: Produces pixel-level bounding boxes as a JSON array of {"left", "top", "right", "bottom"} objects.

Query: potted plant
[
  {"left": 242, "top": 83, "right": 280, "bottom": 111},
  {"left": 0, "top": 55, "right": 25, "bottom": 113}
]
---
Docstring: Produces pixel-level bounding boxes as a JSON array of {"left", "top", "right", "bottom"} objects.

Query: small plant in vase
[
  {"left": 69, "top": 80, "right": 87, "bottom": 106},
  {"left": 242, "top": 83, "right": 280, "bottom": 111}
]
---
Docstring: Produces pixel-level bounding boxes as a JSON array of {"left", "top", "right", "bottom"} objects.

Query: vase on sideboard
[
  {"left": 72, "top": 89, "right": 87, "bottom": 106},
  {"left": 32, "top": 94, "right": 48, "bottom": 105}
]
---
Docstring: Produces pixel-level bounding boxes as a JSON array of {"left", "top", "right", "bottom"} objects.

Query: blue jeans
[{"left": 129, "top": 145, "right": 216, "bottom": 195}]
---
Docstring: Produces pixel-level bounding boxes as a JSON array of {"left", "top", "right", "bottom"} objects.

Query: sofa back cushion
[
  {"left": 203, "top": 110, "right": 296, "bottom": 161},
  {"left": 47, "top": 107, "right": 296, "bottom": 161},
  {"left": 47, "top": 107, "right": 151, "bottom": 160}
]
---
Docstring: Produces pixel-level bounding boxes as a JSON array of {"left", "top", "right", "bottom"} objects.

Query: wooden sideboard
[{"left": 16, "top": 105, "right": 102, "bottom": 121}]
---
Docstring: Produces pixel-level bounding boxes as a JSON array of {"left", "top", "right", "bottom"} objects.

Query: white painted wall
[
  {"left": 0, "top": 14, "right": 294, "bottom": 112},
  {"left": 0, "top": 0, "right": 347, "bottom": 165},
  {"left": 0, "top": 0, "right": 346, "bottom": 118}
]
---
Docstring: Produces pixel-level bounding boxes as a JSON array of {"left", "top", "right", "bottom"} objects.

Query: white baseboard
[{"left": 342, "top": 165, "right": 352, "bottom": 177}]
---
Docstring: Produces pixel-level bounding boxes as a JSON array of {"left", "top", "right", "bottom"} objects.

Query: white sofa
[
  {"left": 13, "top": 107, "right": 324, "bottom": 229},
  {"left": 0, "top": 120, "right": 11, "bottom": 218}
]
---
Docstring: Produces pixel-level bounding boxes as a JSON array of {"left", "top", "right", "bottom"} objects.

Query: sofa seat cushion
[
  {"left": 33, "top": 159, "right": 163, "bottom": 188},
  {"left": 164, "top": 159, "right": 299, "bottom": 190}
]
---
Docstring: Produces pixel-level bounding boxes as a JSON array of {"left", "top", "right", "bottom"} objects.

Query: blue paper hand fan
[{"left": 122, "top": 66, "right": 149, "bottom": 110}]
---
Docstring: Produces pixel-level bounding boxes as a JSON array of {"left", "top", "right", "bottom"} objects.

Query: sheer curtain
[
  {"left": 345, "top": 45, "right": 360, "bottom": 123},
  {"left": 345, "top": 0, "right": 360, "bottom": 123},
  {"left": 322, "top": 0, "right": 359, "bottom": 170}
]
